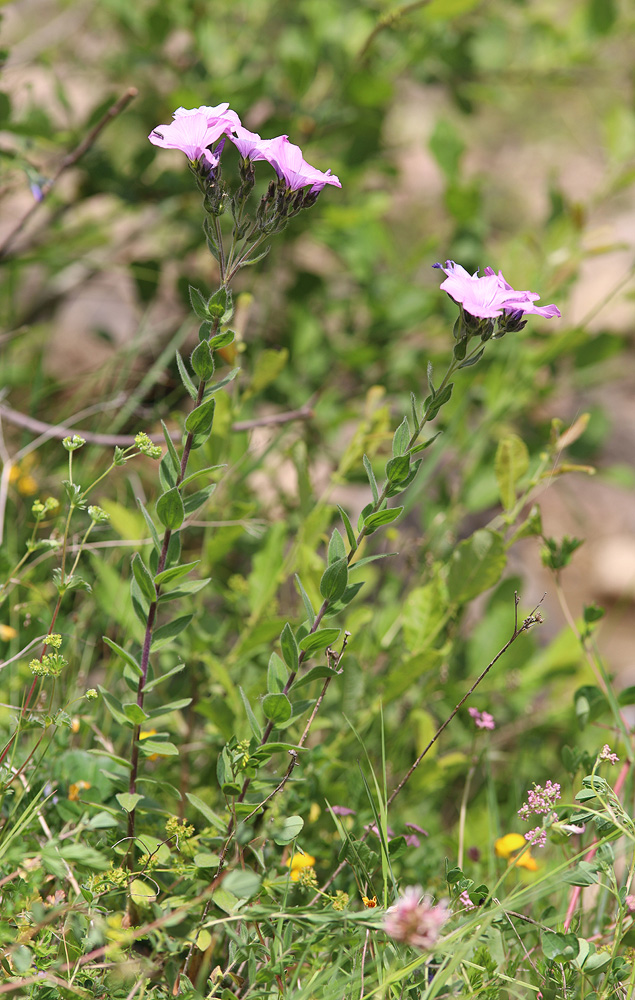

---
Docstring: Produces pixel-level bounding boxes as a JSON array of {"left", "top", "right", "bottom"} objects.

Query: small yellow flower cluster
[
  {"left": 43, "top": 633, "right": 63, "bottom": 648},
  {"left": 495, "top": 833, "right": 538, "bottom": 871},
  {"left": 88, "top": 505, "right": 110, "bottom": 524},
  {"left": 29, "top": 652, "right": 67, "bottom": 677},
  {"left": 134, "top": 432, "right": 162, "bottom": 460},
  {"left": 62, "top": 435, "right": 86, "bottom": 452},
  {"left": 332, "top": 890, "right": 349, "bottom": 911}
]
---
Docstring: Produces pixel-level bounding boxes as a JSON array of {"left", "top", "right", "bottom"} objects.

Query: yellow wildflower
[
  {"left": 68, "top": 780, "right": 91, "bottom": 801},
  {"left": 362, "top": 895, "right": 378, "bottom": 908},
  {"left": 285, "top": 851, "right": 316, "bottom": 881},
  {"left": 495, "top": 833, "right": 538, "bottom": 871},
  {"left": 0, "top": 624, "right": 17, "bottom": 641}
]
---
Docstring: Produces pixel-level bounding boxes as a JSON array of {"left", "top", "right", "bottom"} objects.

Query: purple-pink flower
[
  {"left": 468, "top": 707, "right": 495, "bottom": 730},
  {"left": 148, "top": 111, "right": 231, "bottom": 166},
  {"left": 525, "top": 826, "right": 547, "bottom": 848},
  {"left": 518, "top": 780, "right": 561, "bottom": 821},
  {"left": 256, "top": 135, "right": 341, "bottom": 192},
  {"left": 459, "top": 890, "right": 476, "bottom": 911},
  {"left": 433, "top": 261, "right": 560, "bottom": 321},
  {"left": 383, "top": 886, "right": 449, "bottom": 949}
]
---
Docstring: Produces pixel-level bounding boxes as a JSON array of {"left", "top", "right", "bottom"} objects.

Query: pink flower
[
  {"left": 468, "top": 707, "right": 495, "bottom": 730},
  {"left": 174, "top": 103, "right": 241, "bottom": 131},
  {"left": 459, "top": 890, "right": 476, "bottom": 911},
  {"left": 625, "top": 894, "right": 635, "bottom": 912},
  {"left": 433, "top": 261, "right": 560, "bottom": 321},
  {"left": 331, "top": 805, "right": 356, "bottom": 816},
  {"left": 258, "top": 135, "right": 341, "bottom": 192},
  {"left": 525, "top": 826, "right": 547, "bottom": 848},
  {"left": 384, "top": 886, "right": 449, "bottom": 949},
  {"left": 598, "top": 744, "right": 619, "bottom": 765},
  {"left": 518, "top": 781, "right": 561, "bottom": 821},
  {"left": 148, "top": 111, "right": 231, "bottom": 166},
  {"left": 229, "top": 125, "right": 273, "bottom": 161}
]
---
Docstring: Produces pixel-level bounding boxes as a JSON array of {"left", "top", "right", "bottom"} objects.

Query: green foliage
[{"left": 1, "top": 0, "right": 634, "bottom": 996}]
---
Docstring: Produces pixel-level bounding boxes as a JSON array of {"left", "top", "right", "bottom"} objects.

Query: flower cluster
[
  {"left": 518, "top": 780, "right": 561, "bottom": 821},
  {"left": 598, "top": 744, "right": 619, "bottom": 765},
  {"left": 149, "top": 103, "right": 340, "bottom": 195},
  {"left": 468, "top": 706, "right": 495, "bottom": 730},
  {"left": 383, "top": 886, "right": 449, "bottom": 949}
]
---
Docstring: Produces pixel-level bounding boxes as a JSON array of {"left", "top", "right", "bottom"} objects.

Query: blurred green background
[{"left": 1, "top": 0, "right": 635, "bottom": 873}]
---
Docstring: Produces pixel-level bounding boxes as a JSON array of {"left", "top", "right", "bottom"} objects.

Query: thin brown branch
[
  {"left": 0, "top": 401, "right": 314, "bottom": 447},
  {"left": 0, "top": 88, "right": 138, "bottom": 260}
]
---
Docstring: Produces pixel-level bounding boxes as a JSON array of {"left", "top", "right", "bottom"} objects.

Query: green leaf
[
  {"left": 293, "top": 666, "right": 340, "bottom": 689},
  {"left": 156, "top": 487, "right": 185, "bottom": 530},
  {"left": 392, "top": 416, "right": 410, "bottom": 456},
  {"left": 298, "top": 629, "right": 341, "bottom": 654},
  {"left": 183, "top": 483, "right": 216, "bottom": 514},
  {"left": 239, "top": 686, "right": 262, "bottom": 740},
  {"left": 273, "top": 815, "right": 304, "bottom": 845},
  {"left": 328, "top": 527, "right": 346, "bottom": 564},
  {"left": 144, "top": 662, "right": 185, "bottom": 692},
  {"left": 319, "top": 557, "right": 348, "bottom": 602},
  {"left": 147, "top": 697, "right": 192, "bottom": 717},
  {"left": 176, "top": 350, "right": 197, "bottom": 399},
  {"left": 385, "top": 455, "right": 410, "bottom": 484},
  {"left": 99, "top": 687, "right": 131, "bottom": 727},
  {"left": 189, "top": 284, "right": 210, "bottom": 320},
  {"left": 185, "top": 792, "right": 225, "bottom": 831},
  {"left": 409, "top": 431, "right": 441, "bottom": 455},
  {"left": 541, "top": 930, "right": 580, "bottom": 963},
  {"left": 193, "top": 851, "right": 220, "bottom": 868},
  {"left": 138, "top": 740, "right": 179, "bottom": 756},
  {"left": 280, "top": 622, "right": 299, "bottom": 672},
  {"left": 203, "top": 366, "right": 240, "bottom": 397},
  {"left": 446, "top": 530, "right": 507, "bottom": 604},
  {"left": 562, "top": 862, "right": 600, "bottom": 887},
  {"left": 150, "top": 614, "right": 193, "bottom": 651},
  {"left": 159, "top": 451, "right": 177, "bottom": 492},
  {"left": 154, "top": 560, "right": 200, "bottom": 587},
  {"left": 294, "top": 574, "right": 316, "bottom": 625},
  {"left": 495, "top": 434, "right": 529, "bottom": 511},
  {"left": 161, "top": 420, "right": 180, "bottom": 474},
  {"left": 337, "top": 505, "right": 357, "bottom": 553},
  {"left": 267, "top": 652, "right": 289, "bottom": 694},
  {"left": 102, "top": 636, "right": 142, "bottom": 677},
  {"left": 123, "top": 703, "right": 149, "bottom": 725},
  {"left": 137, "top": 498, "right": 161, "bottom": 552},
  {"left": 180, "top": 465, "right": 225, "bottom": 489},
  {"left": 116, "top": 792, "right": 144, "bottom": 813},
  {"left": 458, "top": 347, "right": 485, "bottom": 369},
  {"left": 223, "top": 869, "right": 262, "bottom": 899},
  {"left": 208, "top": 285, "right": 232, "bottom": 320},
  {"left": 362, "top": 507, "right": 403, "bottom": 533},
  {"left": 209, "top": 329, "right": 235, "bottom": 350},
  {"left": 191, "top": 339, "right": 215, "bottom": 379},
  {"left": 262, "top": 692, "right": 292, "bottom": 724},
  {"left": 131, "top": 553, "right": 157, "bottom": 604},
  {"left": 362, "top": 454, "right": 379, "bottom": 503},
  {"left": 185, "top": 397, "right": 216, "bottom": 436}
]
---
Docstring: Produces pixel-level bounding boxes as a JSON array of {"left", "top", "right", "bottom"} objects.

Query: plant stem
[{"left": 125, "top": 321, "right": 220, "bottom": 863}]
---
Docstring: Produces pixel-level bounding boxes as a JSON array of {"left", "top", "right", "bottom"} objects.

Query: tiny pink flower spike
[
  {"left": 148, "top": 111, "right": 232, "bottom": 165},
  {"left": 433, "top": 261, "right": 560, "bottom": 321},
  {"left": 261, "top": 135, "right": 341, "bottom": 192},
  {"left": 384, "top": 886, "right": 449, "bottom": 950}
]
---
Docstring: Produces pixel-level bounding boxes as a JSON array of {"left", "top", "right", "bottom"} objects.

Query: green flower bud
[{"left": 62, "top": 435, "right": 86, "bottom": 452}]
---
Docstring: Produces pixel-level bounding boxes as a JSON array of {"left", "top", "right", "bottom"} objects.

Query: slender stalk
[{"left": 125, "top": 309, "right": 223, "bottom": 860}]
